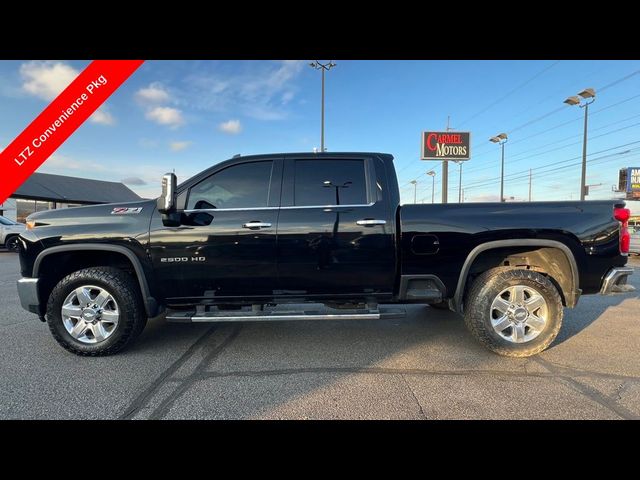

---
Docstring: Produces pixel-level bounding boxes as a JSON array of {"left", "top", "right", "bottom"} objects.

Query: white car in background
[
  {"left": 630, "top": 226, "right": 640, "bottom": 256},
  {"left": 0, "top": 215, "right": 25, "bottom": 252}
]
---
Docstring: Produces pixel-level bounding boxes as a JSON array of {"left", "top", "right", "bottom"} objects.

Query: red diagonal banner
[{"left": 0, "top": 60, "right": 144, "bottom": 204}]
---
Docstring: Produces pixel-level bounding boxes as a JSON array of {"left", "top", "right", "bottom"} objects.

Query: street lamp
[
  {"left": 454, "top": 160, "right": 463, "bottom": 203},
  {"left": 564, "top": 87, "right": 596, "bottom": 201},
  {"left": 410, "top": 180, "right": 418, "bottom": 203},
  {"left": 323, "top": 180, "right": 351, "bottom": 205},
  {"left": 426, "top": 170, "right": 436, "bottom": 204},
  {"left": 309, "top": 61, "right": 336, "bottom": 153},
  {"left": 489, "top": 133, "right": 508, "bottom": 202}
]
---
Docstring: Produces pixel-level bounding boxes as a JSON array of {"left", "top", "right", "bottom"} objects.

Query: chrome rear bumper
[{"left": 600, "top": 267, "right": 635, "bottom": 294}]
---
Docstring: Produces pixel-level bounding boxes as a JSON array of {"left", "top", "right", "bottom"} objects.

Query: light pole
[
  {"left": 323, "top": 180, "right": 351, "bottom": 205},
  {"left": 410, "top": 180, "right": 417, "bottom": 203},
  {"left": 454, "top": 160, "right": 463, "bottom": 203},
  {"left": 309, "top": 60, "right": 336, "bottom": 152},
  {"left": 427, "top": 170, "right": 436, "bottom": 204},
  {"left": 489, "top": 133, "right": 508, "bottom": 202},
  {"left": 564, "top": 88, "right": 596, "bottom": 201}
]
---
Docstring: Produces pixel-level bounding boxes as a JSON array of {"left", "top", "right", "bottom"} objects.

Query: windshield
[{"left": 0, "top": 215, "right": 17, "bottom": 225}]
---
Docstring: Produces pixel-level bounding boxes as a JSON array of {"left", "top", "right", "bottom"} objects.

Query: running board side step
[{"left": 166, "top": 307, "right": 406, "bottom": 323}]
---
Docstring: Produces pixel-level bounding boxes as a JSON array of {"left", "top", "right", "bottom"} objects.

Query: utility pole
[
  {"left": 410, "top": 180, "right": 417, "bottom": 204},
  {"left": 309, "top": 61, "right": 336, "bottom": 152},
  {"left": 528, "top": 169, "right": 532, "bottom": 202},
  {"left": 442, "top": 116, "right": 452, "bottom": 204}
]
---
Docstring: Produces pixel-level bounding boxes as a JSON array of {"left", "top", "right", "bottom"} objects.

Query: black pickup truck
[{"left": 16, "top": 152, "right": 635, "bottom": 357}]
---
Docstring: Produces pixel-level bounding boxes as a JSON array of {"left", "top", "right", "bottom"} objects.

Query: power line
[
  {"left": 462, "top": 142, "right": 640, "bottom": 190},
  {"left": 464, "top": 149, "right": 640, "bottom": 193},
  {"left": 457, "top": 61, "right": 561, "bottom": 128},
  {"left": 458, "top": 95, "right": 640, "bottom": 177},
  {"left": 461, "top": 119, "right": 640, "bottom": 177},
  {"left": 395, "top": 69, "right": 640, "bottom": 183}
]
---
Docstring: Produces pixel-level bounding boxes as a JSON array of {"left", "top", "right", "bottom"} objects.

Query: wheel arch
[
  {"left": 453, "top": 239, "right": 580, "bottom": 314},
  {"left": 34, "top": 244, "right": 159, "bottom": 317}
]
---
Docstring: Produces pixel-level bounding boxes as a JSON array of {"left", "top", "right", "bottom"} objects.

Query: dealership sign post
[{"left": 421, "top": 131, "right": 471, "bottom": 204}]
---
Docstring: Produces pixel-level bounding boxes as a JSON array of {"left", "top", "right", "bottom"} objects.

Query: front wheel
[
  {"left": 464, "top": 268, "right": 563, "bottom": 357},
  {"left": 46, "top": 267, "right": 147, "bottom": 356},
  {"left": 5, "top": 235, "right": 19, "bottom": 252}
]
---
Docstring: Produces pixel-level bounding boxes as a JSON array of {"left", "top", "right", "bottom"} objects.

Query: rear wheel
[
  {"left": 464, "top": 267, "right": 563, "bottom": 357},
  {"left": 5, "top": 235, "right": 19, "bottom": 252},
  {"left": 46, "top": 267, "right": 147, "bottom": 356}
]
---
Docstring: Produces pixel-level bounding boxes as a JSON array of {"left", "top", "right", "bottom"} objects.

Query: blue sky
[{"left": 1, "top": 60, "right": 639, "bottom": 203}]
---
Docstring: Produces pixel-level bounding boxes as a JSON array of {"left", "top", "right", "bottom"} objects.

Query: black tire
[
  {"left": 5, "top": 235, "right": 19, "bottom": 252},
  {"left": 46, "top": 267, "right": 147, "bottom": 356},
  {"left": 429, "top": 301, "right": 450, "bottom": 310},
  {"left": 464, "top": 267, "right": 563, "bottom": 357}
]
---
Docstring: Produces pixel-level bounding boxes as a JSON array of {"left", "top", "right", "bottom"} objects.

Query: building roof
[{"left": 13, "top": 172, "right": 141, "bottom": 204}]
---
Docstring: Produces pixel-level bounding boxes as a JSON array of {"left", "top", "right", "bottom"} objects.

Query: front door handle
[
  {"left": 243, "top": 221, "right": 272, "bottom": 229},
  {"left": 356, "top": 219, "right": 387, "bottom": 226}
]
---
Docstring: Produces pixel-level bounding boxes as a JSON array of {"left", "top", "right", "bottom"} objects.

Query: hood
[
  {"left": 26, "top": 199, "right": 157, "bottom": 243},
  {"left": 28, "top": 199, "right": 155, "bottom": 225}
]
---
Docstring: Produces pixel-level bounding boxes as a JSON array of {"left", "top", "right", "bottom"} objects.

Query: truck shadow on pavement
[{"left": 121, "top": 278, "right": 639, "bottom": 419}]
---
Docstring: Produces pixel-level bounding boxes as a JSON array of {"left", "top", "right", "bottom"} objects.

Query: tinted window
[
  {"left": 187, "top": 161, "right": 273, "bottom": 210},
  {"left": 294, "top": 159, "right": 367, "bottom": 206}
]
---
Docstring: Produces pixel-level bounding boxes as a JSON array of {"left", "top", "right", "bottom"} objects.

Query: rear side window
[{"left": 294, "top": 159, "right": 367, "bottom": 206}]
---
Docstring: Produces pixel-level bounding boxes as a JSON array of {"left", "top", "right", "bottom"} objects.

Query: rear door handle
[
  {"left": 242, "top": 221, "right": 272, "bottom": 229},
  {"left": 356, "top": 219, "right": 387, "bottom": 226}
]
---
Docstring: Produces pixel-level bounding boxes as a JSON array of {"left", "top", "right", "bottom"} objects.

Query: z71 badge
[{"left": 111, "top": 207, "right": 143, "bottom": 215}]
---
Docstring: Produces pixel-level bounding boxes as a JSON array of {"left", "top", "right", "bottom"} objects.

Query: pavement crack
[
  {"left": 148, "top": 324, "right": 243, "bottom": 420},
  {"left": 534, "top": 357, "right": 639, "bottom": 420},
  {"left": 118, "top": 325, "right": 217, "bottom": 420},
  {"left": 400, "top": 374, "right": 427, "bottom": 419}
]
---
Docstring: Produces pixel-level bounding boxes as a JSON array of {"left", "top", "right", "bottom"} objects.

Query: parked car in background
[
  {"left": 0, "top": 215, "right": 25, "bottom": 252},
  {"left": 629, "top": 223, "right": 640, "bottom": 255}
]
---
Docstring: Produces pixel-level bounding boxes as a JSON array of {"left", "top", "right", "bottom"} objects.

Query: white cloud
[
  {"left": 183, "top": 60, "right": 306, "bottom": 120},
  {"left": 37, "top": 154, "right": 107, "bottom": 172},
  {"left": 20, "top": 61, "right": 79, "bottom": 101},
  {"left": 89, "top": 107, "right": 115, "bottom": 126},
  {"left": 136, "top": 82, "right": 171, "bottom": 104},
  {"left": 281, "top": 91, "right": 295, "bottom": 104},
  {"left": 218, "top": 119, "right": 242, "bottom": 135},
  {"left": 145, "top": 107, "right": 184, "bottom": 128},
  {"left": 169, "top": 141, "right": 192, "bottom": 151}
]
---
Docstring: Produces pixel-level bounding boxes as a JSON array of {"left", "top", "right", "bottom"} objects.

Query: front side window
[
  {"left": 294, "top": 159, "right": 367, "bottom": 206},
  {"left": 187, "top": 161, "right": 273, "bottom": 210}
]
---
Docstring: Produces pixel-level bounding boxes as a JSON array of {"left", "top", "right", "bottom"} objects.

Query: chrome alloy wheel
[
  {"left": 489, "top": 285, "right": 548, "bottom": 344},
  {"left": 61, "top": 285, "right": 120, "bottom": 344}
]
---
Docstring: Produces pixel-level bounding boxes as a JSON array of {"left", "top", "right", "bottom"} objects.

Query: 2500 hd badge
[{"left": 160, "top": 257, "right": 206, "bottom": 263}]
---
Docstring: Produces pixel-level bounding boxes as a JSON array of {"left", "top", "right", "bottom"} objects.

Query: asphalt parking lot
[{"left": 1, "top": 250, "right": 639, "bottom": 420}]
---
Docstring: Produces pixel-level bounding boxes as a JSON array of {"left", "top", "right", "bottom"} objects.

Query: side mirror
[
  {"left": 157, "top": 173, "right": 177, "bottom": 214},
  {"left": 157, "top": 173, "right": 181, "bottom": 227}
]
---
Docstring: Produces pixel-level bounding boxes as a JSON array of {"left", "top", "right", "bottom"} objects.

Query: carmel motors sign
[{"left": 421, "top": 131, "right": 471, "bottom": 160}]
